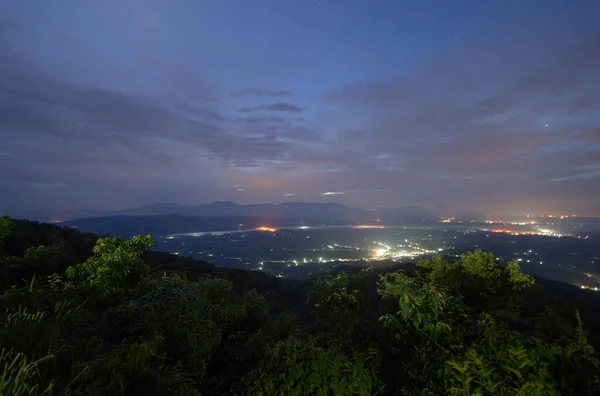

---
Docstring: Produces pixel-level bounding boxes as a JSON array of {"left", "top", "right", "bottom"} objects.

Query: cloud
[
  {"left": 0, "top": 54, "right": 322, "bottom": 210},
  {"left": 237, "top": 116, "right": 287, "bottom": 126},
  {"left": 306, "top": 30, "right": 600, "bottom": 212},
  {"left": 232, "top": 88, "right": 293, "bottom": 97},
  {"left": 2, "top": 4, "right": 599, "bottom": 215},
  {"left": 239, "top": 102, "right": 302, "bottom": 113},
  {"left": 548, "top": 164, "right": 600, "bottom": 182},
  {"left": 0, "top": 57, "right": 312, "bottom": 170}
]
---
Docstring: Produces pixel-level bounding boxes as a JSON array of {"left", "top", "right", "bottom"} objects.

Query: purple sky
[{"left": 1, "top": 0, "right": 600, "bottom": 217}]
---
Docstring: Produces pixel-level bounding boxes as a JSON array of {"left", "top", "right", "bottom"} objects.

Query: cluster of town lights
[
  {"left": 486, "top": 228, "right": 562, "bottom": 237},
  {"left": 371, "top": 241, "right": 439, "bottom": 260}
]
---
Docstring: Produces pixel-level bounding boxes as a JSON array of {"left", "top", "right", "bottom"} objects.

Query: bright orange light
[
  {"left": 490, "top": 229, "right": 512, "bottom": 233},
  {"left": 353, "top": 225, "right": 385, "bottom": 229},
  {"left": 256, "top": 227, "right": 277, "bottom": 232}
]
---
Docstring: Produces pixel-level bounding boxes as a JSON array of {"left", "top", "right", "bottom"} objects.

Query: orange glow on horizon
[
  {"left": 256, "top": 226, "right": 277, "bottom": 232},
  {"left": 353, "top": 225, "right": 385, "bottom": 229}
]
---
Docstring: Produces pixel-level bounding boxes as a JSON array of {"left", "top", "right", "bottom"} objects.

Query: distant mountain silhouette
[
  {"left": 113, "top": 201, "right": 450, "bottom": 222},
  {"left": 4, "top": 201, "right": 484, "bottom": 225},
  {"left": 118, "top": 201, "right": 359, "bottom": 219},
  {"left": 62, "top": 215, "right": 298, "bottom": 238}
]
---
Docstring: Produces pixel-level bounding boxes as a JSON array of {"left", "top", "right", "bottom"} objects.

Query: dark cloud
[
  {"left": 0, "top": 54, "right": 321, "bottom": 212},
  {"left": 232, "top": 88, "right": 293, "bottom": 97},
  {"left": 0, "top": 58, "right": 305, "bottom": 171},
  {"left": 239, "top": 102, "right": 302, "bottom": 113},
  {"left": 237, "top": 116, "right": 287, "bottom": 126},
  {"left": 233, "top": 117, "right": 321, "bottom": 143}
]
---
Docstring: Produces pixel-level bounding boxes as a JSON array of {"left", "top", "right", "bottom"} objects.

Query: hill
[
  {"left": 121, "top": 201, "right": 362, "bottom": 219},
  {"left": 63, "top": 214, "right": 309, "bottom": 238},
  {"left": 1, "top": 216, "right": 599, "bottom": 395},
  {"left": 0, "top": 217, "right": 303, "bottom": 310},
  {"left": 114, "top": 201, "right": 448, "bottom": 223},
  {"left": 8, "top": 201, "right": 458, "bottom": 223}
]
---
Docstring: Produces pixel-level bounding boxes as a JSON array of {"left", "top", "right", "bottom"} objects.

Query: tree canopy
[{"left": 1, "top": 218, "right": 599, "bottom": 395}]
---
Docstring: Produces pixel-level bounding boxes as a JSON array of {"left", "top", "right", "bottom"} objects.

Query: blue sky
[{"left": 1, "top": 0, "right": 600, "bottom": 217}]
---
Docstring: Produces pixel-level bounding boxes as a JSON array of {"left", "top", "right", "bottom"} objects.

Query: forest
[{"left": 1, "top": 215, "right": 599, "bottom": 395}]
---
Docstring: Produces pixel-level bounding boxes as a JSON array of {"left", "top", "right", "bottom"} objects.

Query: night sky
[{"left": 1, "top": 0, "right": 600, "bottom": 217}]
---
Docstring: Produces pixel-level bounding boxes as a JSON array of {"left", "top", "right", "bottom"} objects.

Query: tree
[
  {"left": 0, "top": 216, "right": 14, "bottom": 247},
  {"left": 2, "top": 219, "right": 600, "bottom": 395},
  {"left": 65, "top": 235, "right": 155, "bottom": 293}
]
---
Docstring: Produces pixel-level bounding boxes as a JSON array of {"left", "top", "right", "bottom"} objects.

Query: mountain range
[
  {"left": 5, "top": 201, "right": 484, "bottom": 223},
  {"left": 115, "top": 201, "right": 452, "bottom": 222}
]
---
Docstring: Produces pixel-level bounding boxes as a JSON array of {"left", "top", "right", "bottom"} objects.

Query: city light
[
  {"left": 256, "top": 227, "right": 277, "bottom": 232},
  {"left": 374, "top": 248, "right": 387, "bottom": 257},
  {"left": 488, "top": 228, "right": 560, "bottom": 237},
  {"left": 490, "top": 229, "right": 511, "bottom": 233},
  {"left": 163, "top": 219, "right": 592, "bottom": 285}
]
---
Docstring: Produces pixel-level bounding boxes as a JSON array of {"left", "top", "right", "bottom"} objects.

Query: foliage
[
  {"left": 0, "top": 349, "right": 54, "bottom": 395},
  {"left": 0, "top": 219, "right": 599, "bottom": 395},
  {"left": 0, "top": 216, "right": 14, "bottom": 247},
  {"left": 65, "top": 235, "right": 155, "bottom": 293},
  {"left": 245, "top": 334, "right": 382, "bottom": 395},
  {"left": 308, "top": 270, "right": 373, "bottom": 342},
  {"left": 377, "top": 251, "right": 600, "bottom": 395},
  {"left": 506, "top": 260, "right": 536, "bottom": 290}
]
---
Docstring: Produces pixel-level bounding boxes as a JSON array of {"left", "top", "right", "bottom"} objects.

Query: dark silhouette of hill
[
  {"left": 53, "top": 201, "right": 464, "bottom": 238},
  {"left": 7, "top": 201, "right": 470, "bottom": 223},
  {"left": 63, "top": 214, "right": 307, "bottom": 238},
  {"left": 122, "top": 201, "right": 361, "bottom": 219},
  {"left": 0, "top": 218, "right": 305, "bottom": 312},
  {"left": 118, "top": 201, "right": 446, "bottom": 221}
]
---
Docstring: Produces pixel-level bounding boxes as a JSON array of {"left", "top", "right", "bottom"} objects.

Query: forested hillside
[{"left": 1, "top": 216, "right": 599, "bottom": 395}]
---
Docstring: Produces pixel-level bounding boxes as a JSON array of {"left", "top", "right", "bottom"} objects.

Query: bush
[{"left": 1, "top": 220, "right": 598, "bottom": 395}]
